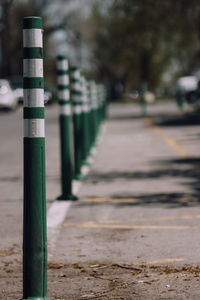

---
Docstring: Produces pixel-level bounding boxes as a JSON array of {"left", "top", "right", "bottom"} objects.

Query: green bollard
[
  {"left": 176, "top": 89, "right": 184, "bottom": 111},
  {"left": 88, "top": 81, "right": 94, "bottom": 148},
  {"left": 80, "top": 75, "right": 90, "bottom": 164},
  {"left": 93, "top": 81, "right": 99, "bottom": 142},
  {"left": 95, "top": 84, "right": 100, "bottom": 134},
  {"left": 97, "top": 84, "right": 103, "bottom": 129},
  {"left": 101, "top": 84, "right": 107, "bottom": 122},
  {"left": 101, "top": 84, "right": 107, "bottom": 121},
  {"left": 97, "top": 84, "right": 102, "bottom": 125},
  {"left": 56, "top": 55, "right": 78, "bottom": 201},
  {"left": 87, "top": 81, "right": 93, "bottom": 154},
  {"left": 100, "top": 84, "right": 106, "bottom": 122},
  {"left": 89, "top": 81, "right": 97, "bottom": 147},
  {"left": 70, "top": 66, "right": 83, "bottom": 180},
  {"left": 22, "top": 17, "right": 50, "bottom": 300},
  {"left": 140, "top": 82, "right": 147, "bottom": 116},
  {"left": 85, "top": 79, "right": 92, "bottom": 159}
]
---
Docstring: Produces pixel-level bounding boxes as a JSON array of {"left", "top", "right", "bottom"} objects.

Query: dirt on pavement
[
  {"left": 1, "top": 103, "right": 200, "bottom": 299},
  {"left": 1, "top": 245, "right": 200, "bottom": 300}
]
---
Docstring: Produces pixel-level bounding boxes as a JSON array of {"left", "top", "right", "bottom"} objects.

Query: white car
[
  {"left": 176, "top": 76, "right": 198, "bottom": 93},
  {"left": 8, "top": 77, "right": 23, "bottom": 103},
  {"left": 0, "top": 79, "right": 18, "bottom": 110},
  {"left": 175, "top": 76, "right": 200, "bottom": 106}
]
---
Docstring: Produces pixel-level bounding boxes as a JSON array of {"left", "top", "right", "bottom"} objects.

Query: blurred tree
[
  {"left": 88, "top": 0, "right": 200, "bottom": 99},
  {"left": 0, "top": 0, "right": 75, "bottom": 79},
  {"left": 0, "top": 0, "right": 15, "bottom": 76}
]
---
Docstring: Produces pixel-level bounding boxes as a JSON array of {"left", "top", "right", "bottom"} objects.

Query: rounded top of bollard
[
  {"left": 23, "top": 16, "right": 42, "bottom": 29},
  {"left": 70, "top": 66, "right": 79, "bottom": 72},
  {"left": 57, "top": 55, "right": 67, "bottom": 60}
]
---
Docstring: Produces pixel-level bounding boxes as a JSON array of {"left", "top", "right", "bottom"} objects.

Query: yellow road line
[
  {"left": 136, "top": 214, "right": 200, "bottom": 222},
  {"left": 82, "top": 197, "right": 141, "bottom": 203},
  {"left": 63, "top": 221, "right": 200, "bottom": 230},
  {"left": 117, "top": 214, "right": 200, "bottom": 222},
  {"left": 145, "top": 117, "right": 192, "bottom": 158},
  {"left": 82, "top": 195, "right": 195, "bottom": 204},
  {"left": 63, "top": 213, "right": 200, "bottom": 225}
]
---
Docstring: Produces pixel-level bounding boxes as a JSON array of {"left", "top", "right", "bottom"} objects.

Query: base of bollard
[
  {"left": 74, "top": 174, "right": 85, "bottom": 180},
  {"left": 82, "top": 159, "right": 90, "bottom": 166},
  {"left": 57, "top": 194, "right": 78, "bottom": 201},
  {"left": 21, "top": 297, "right": 51, "bottom": 300}
]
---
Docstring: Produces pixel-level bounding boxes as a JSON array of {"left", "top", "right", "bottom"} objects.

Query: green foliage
[{"left": 90, "top": 0, "right": 200, "bottom": 97}]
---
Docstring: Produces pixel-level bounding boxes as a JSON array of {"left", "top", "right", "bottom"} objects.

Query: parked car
[
  {"left": 44, "top": 85, "right": 54, "bottom": 104},
  {"left": 8, "top": 76, "right": 54, "bottom": 105},
  {"left": 0, "top": 79, "right": 18, "bottom": 110},
  {"left": 175, "top": 75, "right": 200, "bottom": 106},
  {"left": 7, "top": 77, "right": 23, "bottom": 103}
]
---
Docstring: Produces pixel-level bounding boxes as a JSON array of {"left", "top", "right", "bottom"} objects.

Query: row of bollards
[
  {"left": 22, "top": 16, "right": 107, "bottom": 299},
  {"left": 57, "top": 56, "right": 77, "bottom": 200},
  {"left": 57, "top": 57, "right": 107, "bottom": 194},
  {"left": 69, "top": 66, "right": 106, "bottom": 181}
]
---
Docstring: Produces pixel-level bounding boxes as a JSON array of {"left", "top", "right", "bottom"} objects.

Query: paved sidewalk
[
  {"left": 54, "top": 103, "right": 200, "bottom": 265},
  {"left": 47, "top": 102, "right": 200, "bottom": 299},
  {"left": 1, "top": 102, "right": 200, "bottom": 299}
]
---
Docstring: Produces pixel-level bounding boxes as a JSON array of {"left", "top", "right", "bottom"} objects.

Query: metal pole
[
  {"left": 91, "top": 81, "right": 99, "bottom": 144},
  {"left": 23, "top": 16, "right": 50, "bottom": 300},
  {"left": 70, "top": 66, "right": 83, "bottom": 179},
  {"left": 81, "top": 74, "right": 90, "bottom": 164},
  {"left": 57, "top": 55, "right": 78, "bottom": 200},
  {"left": 89, "top": 81, "right": 96, "bottom": 147},
  {"left": 140, "top": 81, "right": 147, "bottom": 116},
  {"left": 87, "top": 80, "right": 93, "bottom": 154}
]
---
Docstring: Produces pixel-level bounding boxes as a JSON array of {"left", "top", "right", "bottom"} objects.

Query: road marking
[
  {"left": 63, "top": 221, "right": 200, "bottom": 230},
  {"left": 47, "top": 162, "right": 92, "bottom": 255},
  {"left": 47, "top": 201, "right": 72, "bottom": 228},
  {"left": 145, "top": 117, "right": 192, "bottom": 157},
  {"left": 47, "top": 123, "right": 107, "bottom": 255},
  {"left": 82, "top": 197, "right": 141, "bottom": 203},
  {"left": 47, "top": 124, "right": 106, "bottom": 229},
  {"left": 82, "top": 194, "right": 195, "bottom": 204},
  {"left": 82, "top": 214, "right": 200, "bottom": 223},
  {"left": 138, "top": 214, "right": 200, "bottom": 222}
]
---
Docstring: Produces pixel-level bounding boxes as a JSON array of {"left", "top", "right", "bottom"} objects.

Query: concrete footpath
[
  {"left": 1, "top": 102, "right": 200, "bottom": 299},
  {"left": 49, "top": 102, "right": 200, "bottom": 299}
]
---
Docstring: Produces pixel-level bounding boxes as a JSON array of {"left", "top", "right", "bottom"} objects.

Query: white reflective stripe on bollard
[
  {"left": 57, "top": 60, "right": 68, "bottom": 70},
  {"left": 58, "top": 75, "right": 69, "bottom": 85},
  {"left": 24, "top": 119, "right": 45, "bottom": 137},
  {"left": 23, "top": 59, "right": 43, "bottom": 77},
  {"left": 58, "top": 90, "right": 70, "bottom": 100},
  {"left": 73, "top": 105, "right": 82, "bottom": 114},
  {"left": 60, "top": 104, "right": 71, "bottom": 116},
  {"left": 24, "top": 89, "right": 44, "bottom": 107},
  {"left": 23, "top": 29, "right": 43, "bottom": 47}
]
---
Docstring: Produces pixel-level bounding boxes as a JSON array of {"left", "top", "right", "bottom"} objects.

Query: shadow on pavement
[
  {"left": 151, "top": 112, "right": 200, "bottom": 127},
  {"left": 109, "top": 109, "right": 200, "bottom": 127},
  {"left": 78, "top": 193, "right": 199, "bottom": 208},
  {"left": 0, "top": 176, "right": 21, "bottom": 182},
  {"left": 80, "top": 157, "right": 200, "bottom": 208},
  {"left": 109, "top": 113, "right": 147, "bottom": 121},
  {"left": 85, "top": 167, "right": 200, "bottom": 182},
  {"left": 162, "top": 158, "right": 200, "bottom": 196},
  {"left": 85, "top": 157, "right": 200, "bottom": 182}
]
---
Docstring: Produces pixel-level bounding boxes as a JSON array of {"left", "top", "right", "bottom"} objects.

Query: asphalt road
[
  {"left": 54, "top": 102, "right": 200, "bottom": 265},
  {"left": 0, "top": 101, "right": 200, "bottom": 299},
  {"left": 0, "top": 105, "right": 61, "bottom": 255}
]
